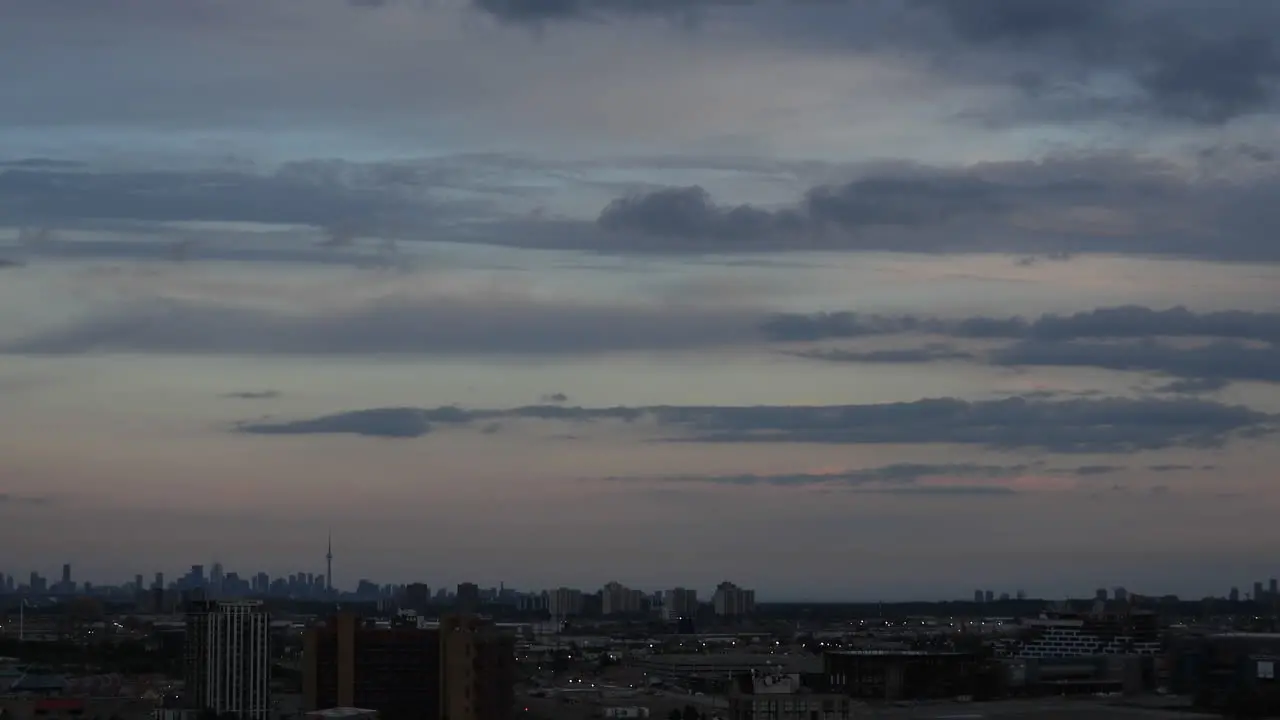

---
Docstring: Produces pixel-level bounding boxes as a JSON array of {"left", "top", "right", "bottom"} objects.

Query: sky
[{"left": 2, "top": 0, "right": 1280, "bottom": 602}]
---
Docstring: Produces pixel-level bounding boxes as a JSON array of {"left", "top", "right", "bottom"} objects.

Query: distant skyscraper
[
  {"left": 155, "top": 572, "right": 165, "bottom": 590},
  {"left": 601, "top": 581, "right": 645, "bottom": 616},
  {"left": 973, "top": 590, "right": 984, "bottom": 603},
  {"left": 211, "top": 563, "right": 225, "bottom": 598},
  {"left": 1113, "top": 587, "right": 1128, "bottom": 603},
  {"left": 1270, "top": 578, "right": 1277, "bottom": 599},
  {"left": 712, "top": 581, "right": 756, "bottom": 617},
  {"left": 184, "top": 600, "right": 271, "bottom": 720},
  {"left": 548, "top": 588, "right": 584, "bottom": 619},
  {"left": 662, "top": 587, "right": 698, "bottom": 621},
  {"left": 61, "top": 564, "right": 71, "bottom": 586},
  {"left": 457, "top": 582, "right": 480, "bottom": 614},
  {"left": 1230, "top": 587, "right": 1241, "bottom": 603},
  {"left": 1254, "top": 581, "right": 1264, "bottom": 601},
  {"left": 983, "top": 590, "right": 994, "bottom": 604},
  {"left": 135, "top": 574, "right": 144, "bottom": 592},
  {"left": 1096, "top": 588, "right": 1108, "bottom": 602},
  {"left": 326, "top": 533, "right": 333, "bottom": 594}
]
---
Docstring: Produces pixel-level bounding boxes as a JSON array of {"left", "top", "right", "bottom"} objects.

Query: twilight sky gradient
[{"left": 3, "top": 0, "right": 1280, "bottom": 601}]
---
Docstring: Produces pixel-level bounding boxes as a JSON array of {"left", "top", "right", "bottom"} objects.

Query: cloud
[
  {"left": 638, "top": 396, "right": 1274, "bottom": 452},
  {"left": 1147, "top": 464, "right": 1204, "bottom": 472},
  {"left": 772, "top": 306, "right": 1280, "bottom": 384},
  {"left": 911, "top": 0, "right": 1280, "bottom": 124},
  {"left": 471, "top": 0, "right": 1280, "bottom": 125},
  {"left": 222, "top": 390, "right": 282, "bottom": 400},
  {"left": 540, "top": 392, "right": 570, "bottom": 403},
  {"left": 3, "top": 288, "right": 759, "bottom": 356},
  {"left": 792, "top": 344, "right": 973, "bottom": 364},
  {"left": 241, "top": 395, "right": 1276, "bottom": 453},
  {"left": 1057, "top": 465, "right": 1124, "bottom": 476},
  {"left": 593, "top": 155, "right": 1280, "bottom": 259},
  {"left": 0, "top": 493, "right": 52, "bottom": 506},
  {"left": 0, "top": 162, "right": 449, "bottom": 232},
  {"left": 5, "top": 151, "right": 1279, "bottom": 262},
  {"left": 865, "top": 485, "right": 1017, "bottom": 496},
  {"left": 610, "top": 462, "right": 1030, "bottom": 487},
  {"left": 989, "top": 340, "right": 1280, "bottom": 384},
  {"left": 764, "top": 305, "right": 1280, "bottom": 344},
  {"left": 237, "top": 407, "right": 455, "bottom": 438},
  {"left": 1154, "top": 377, "right": 1231, "bottom": 394},
  {"left": 470, "top": 0, "right": 751, "bottom": 23},
  {"left": 604, "top": 462, "right": 1031, "bottom": 495}
]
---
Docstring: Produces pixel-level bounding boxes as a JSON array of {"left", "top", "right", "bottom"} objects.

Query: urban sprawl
[{"left": 4, "top": 558, "right": 1280, "bottom": 720}]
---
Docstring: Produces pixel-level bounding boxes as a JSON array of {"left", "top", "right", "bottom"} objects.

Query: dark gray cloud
[
  {"left": 0, "top": 158, "right": 86, "bottom": 169},
  {"left": 540, "top": 392, "right": 570, "bottom": 404},
  {"left": 471, "top": 0, "right": 752, "bottom": 23},
  {"left": 957, "top": 306, "right": 1280, "bottom": 344},
  {"left": 990, "top": 340, "right": 1280, "bottom": 384},
  {"left": 236, "top": 407, "right": 471, "bottom": 438},
  {"left": 867, "top": 485, "right": 1017, "bottom": 496},
  {"left": 471, "top": 0, "right": 1280, "bottom": 124},
  {"left": 3, "top": 294, "right": 758, "bottom": 356},
  {"left": 241, "top": 395, "right": 1276, "bottom": 453},
  {"left": 919, "top": 0, "right": 1280, "bottom": 123},
  {"left": 5, "top": 152, "right": 1279, "bottom": 260},
  {"left": 0, "top": 493, "right": 52, "bottom": 506},
  {"left": 1147, "top": 464, "right": 1203, "bottom": 472},
  {"left": 605, "top": 462, "right": 1029, "bottom": 493},
  {"left": 761, "top": 312, "right": 927, "bottom": 342},
  {"left": 793, "top": 344, "right": 973, "bottom": 364},
  {"left": 222, "top": 390, "right": 282, "bottom": 400},
  {"left": 639, "top": 396, "right": 1274, "bottom": 452},
  {"left": 594, "top": 155, "right": 1280, "bottom": 259},
  {"left": 767, "top": 305, "right": 1280, "bottom": 347},
  {"left": 915, "top": 0, "right": 1116, "bottom": 44},
  {"left": 1057, "top": 465, "right": 1124, "bottom": 477},
  {"left": 0, "top": 164, "right": 433, "bottom": 232},
  {"left": 1154, "top": 377, "right": 1231, "bottom": 395},
  {"left": 782, "top": 306, "right": 1280, "bottom": 384}
]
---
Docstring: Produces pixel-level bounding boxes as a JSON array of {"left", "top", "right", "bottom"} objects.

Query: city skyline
[
  {"left": 5, "top": 551, "right": 1280, "bottom": 605},
  {"left": 2, "top": 0, "right": 1280, "bottom": 599}
]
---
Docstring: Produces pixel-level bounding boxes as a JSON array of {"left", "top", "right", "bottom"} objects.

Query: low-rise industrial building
[{"left": 823, "top": 650, "right": 978, "bottom": 701}]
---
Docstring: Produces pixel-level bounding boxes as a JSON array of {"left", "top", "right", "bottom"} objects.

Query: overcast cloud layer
[
  {"left": 237, "top": 395, "right": 1277, "bottom": 454},
  {"left": 5, "top": 0, "right": 1280, "bottom": 597}
]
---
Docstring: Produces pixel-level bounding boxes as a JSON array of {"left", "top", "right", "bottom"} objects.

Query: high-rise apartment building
[
  {"left": 456, "top": 583, "right": 481, "bottom": 614},
  {"left": 712, "top": 581, "right": 756, "bottom": 617},
  {"left": 440, "top": 615, "right": 516, "bottom": 720},
  {"left": 547, "top": 588, "right": 584, "bottom": 619},
  {"left": 662, "top": 588, "right": 698, "bottom": 621},
  {"left": 184, "top": 600, "right": 272, "bottom": 720},
  {"left": 303, "top": 614, "right": 515, "bottom": 720},
  {"left": 304, "top": 614, "right": 440, "bottom": 720},
  {"left": 601, "top": 582, "right": 645, "bottom": 616}
]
